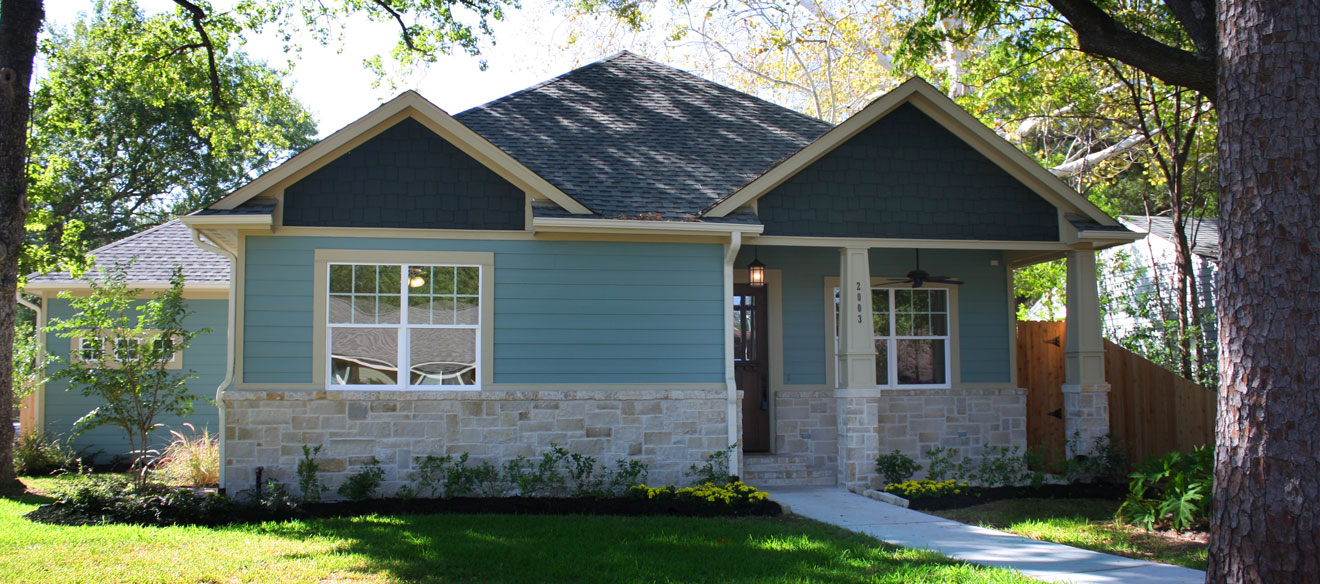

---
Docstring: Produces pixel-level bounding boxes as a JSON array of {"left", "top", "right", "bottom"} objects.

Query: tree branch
[
  {"left": 1046, "top": 0, "right": 1216, "bottom": 101},
  {"left": 170, "top": 0, "right": 225, "bottom": 112},
  {"left": 371, "top": 0, "right": 421, "bottom": 54}
]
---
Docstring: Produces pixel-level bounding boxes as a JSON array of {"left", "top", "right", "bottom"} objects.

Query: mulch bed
[
  {"left": 903, "top": 482, "right": 1126, "bottom": 511},
  {"left": 24, "top": 495, "right": 782, "bottom": 527}
]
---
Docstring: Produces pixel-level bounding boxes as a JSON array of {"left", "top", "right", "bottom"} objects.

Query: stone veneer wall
[
  {"left": 221, "top": 389, "right": 729, "bottom": 496},
  {"left": 1063, "top": 384, "right": 1111, "bottom": 457},
  {"left": 771, "top": 390, "right": 838, "bottom": 475},
  {"left": 835, "top": 387, "right": 1028, "bottom": 491}
]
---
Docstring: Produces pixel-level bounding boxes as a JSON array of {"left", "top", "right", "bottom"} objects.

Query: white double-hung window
[
  {"left": 872, "top": 287, "right": 950, "bottom": 386},
  {"left": 324, "top": 258, "right": 486, "bottom": 389}
]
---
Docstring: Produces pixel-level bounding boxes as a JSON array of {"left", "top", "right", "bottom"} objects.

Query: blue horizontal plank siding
[
  {"left": 242, "top": 236, "right": 726, "bottom": 384},
  {"left": 737, "top": 246, "right": 1012, "bottom": 386},
  {"left": 41, "top": 298, "right": 226, "bottom": 462}
]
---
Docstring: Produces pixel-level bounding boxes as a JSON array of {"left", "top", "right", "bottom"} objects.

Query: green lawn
[
  {"left": 932, "top": 498, "right": 1208, "bottom": 570},
  {"left": 1, "top": 477, "right": 1041, "bottom": 584}
]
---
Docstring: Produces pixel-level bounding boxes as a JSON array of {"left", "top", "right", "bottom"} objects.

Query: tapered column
[
  {"left": 1063, "top": 249, "right": 1110, "bottom": 456},
  {"left": 837, "top": 247, "right": 876, "bottom": 389}
]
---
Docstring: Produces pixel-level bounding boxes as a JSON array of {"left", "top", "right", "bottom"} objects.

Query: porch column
[
  {"left": 837, "top": 247, "right": 876, "bottom": 388},
  {"left": 836, "top": 247, "right": 878, "bottom": 490},
  {"left": 1062, "top": 249, "right": 1111, "bottom": 457}
]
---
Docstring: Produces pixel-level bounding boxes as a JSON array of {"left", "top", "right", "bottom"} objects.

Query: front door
[{"left": 734, "top": 284, "right": 771, "bottom": 452}]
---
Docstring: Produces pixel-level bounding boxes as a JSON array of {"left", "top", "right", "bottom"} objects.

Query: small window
[
  {"left": 832, "top": 285, "right": 953, "bottom": 387},
  {"left": 79, "top": 337, "right": 103, "bottom": 362}
]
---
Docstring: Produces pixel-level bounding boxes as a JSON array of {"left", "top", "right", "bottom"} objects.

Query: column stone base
[{"left": 1062, "top": 383, "right": 1111, "bottom": 457}]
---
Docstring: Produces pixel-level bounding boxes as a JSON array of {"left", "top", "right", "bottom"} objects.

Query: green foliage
[
  {"left": 685, "top": 445, "right": 734, "bottom": 485},
  {"left": 883, "top": 479, "right": 969, "bottom": 499},
  {"left": 12, "top": 433, "right": 79, "bottom": 476},
  {"left": 404, "top": 447, "right": 650, "bottom": 499},
  {"left": 46, "top": 266, "right": 209, "bottom": 479},
  {"left": 923, "top": 446, "right": 972, "bottom": 482},
  {"left": 44, "top": 474, "right": 237, "bottom": 526},
  {"left": 1117, "top": 446, "right": 1212, "bottom": 532},
  {"left": 1014, "top": 260, "right": 1066, "bottom": 320},
  {"left": 404, "top": 454, "right": 453, "bottom": 498},
  {"left": 24, "top": 1, "right": 316, "bottom": 276},
  {"left": 11, "top": 318, "right": 47, "bottom": 401},
  {"left": 1058, "top": 433, "right": 1129, "bottom": 484},
  {"left": 150, "top": 424, "right": 218, "bottom": 487},
  {"left": 297, "top": 444, "right": 329, "bottom": 502},
  {"left": 337, "top": 457, "right": 385, "bottom": 502},
  {"left": 627, "top": 481, "right": 771, "bottom": 506},
  {"left": 972, "top": 445, "right": 1031, "bottom": 487},
  {"left": 874, "top": 450, "right": 922, "bottom": 486}
]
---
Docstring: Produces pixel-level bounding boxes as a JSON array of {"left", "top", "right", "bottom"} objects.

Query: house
[{"left": 21, "top": 52, "right": 1138, "bottom": 493}]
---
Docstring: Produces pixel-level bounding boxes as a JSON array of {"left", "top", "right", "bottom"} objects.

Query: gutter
[
  {"left": 723, "top": 232, "right": 742, "bottom": 478},
  {"left": 15, "top": 294, "right": 44, "bottom": 437},
  {"left": 189, "top": 229, "right": 237, "bottom": 490}
]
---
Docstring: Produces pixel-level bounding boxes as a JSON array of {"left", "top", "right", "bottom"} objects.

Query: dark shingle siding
[
  {"left": 757, "top": 104, "right": 1060, "bottom": 241},
  {"left": 282, "top": 118, "right": 525, "bottom": 230},
  {"left": 457, "top": 52, "right": 830, "bottom": 219}
]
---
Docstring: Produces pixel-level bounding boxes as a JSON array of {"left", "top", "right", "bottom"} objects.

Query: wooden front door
[{"left": 734, "top": 284, "right": 771, "bottom": 452}]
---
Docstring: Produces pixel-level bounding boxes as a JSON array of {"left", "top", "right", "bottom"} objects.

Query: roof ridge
[{"left": 455, "top": 52, "right": 635, "bottom": 118}]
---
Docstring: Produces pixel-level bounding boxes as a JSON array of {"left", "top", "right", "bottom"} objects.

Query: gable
[
  {"left": 282, "top": 118, "right": 526, "bottom": 230},
  {"left": 756, "top": 103, "right": 1060, "bottom": 241}
]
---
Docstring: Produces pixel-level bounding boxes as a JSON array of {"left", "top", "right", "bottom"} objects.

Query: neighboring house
[{"left": 22, "top": 52, "right": 1138, "bottom": 493}]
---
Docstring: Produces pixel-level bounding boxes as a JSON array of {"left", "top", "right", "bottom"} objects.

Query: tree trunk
[
  {"left": 1210, "top": 1, "right": 1320, "bottom": 582},
  {"left": 0, "top": 0, "right": 45, "bottom": 496}
]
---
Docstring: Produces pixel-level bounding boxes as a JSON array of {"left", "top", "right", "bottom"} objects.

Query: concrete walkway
[{"left": 772, "top": 488, "right": 1205, "bottom": 584}]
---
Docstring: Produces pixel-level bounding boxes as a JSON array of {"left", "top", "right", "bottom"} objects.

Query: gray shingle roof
[
  {"left": 456, "top": 52, "right": 830, "bottom": 220},
  {"left": 193, "top": 199, "right": 277, "bottom": 216},
  {"left": 26, "top": 220, "right": 229, "bottom": 285},
  {"left": 1120, "top": 215, "right": 1219, "bottom": 260}
]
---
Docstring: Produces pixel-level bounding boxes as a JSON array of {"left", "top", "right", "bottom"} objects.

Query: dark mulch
[
  {"left": 25, "top": 495, "right": 782, "bottom": 527},
  {"left": 904, "top": 482, "right": 1126, "bottom": 511}
]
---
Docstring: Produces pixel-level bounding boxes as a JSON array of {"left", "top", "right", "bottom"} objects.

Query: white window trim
[
  {"left": 871, "top": 286, "right": 953, "bottom": 389},
  {"left": 825, "top": 276, "right": 960, "bottom": 389},
  {"left": 69, "top": 330, "right": 183, "bottom": 370},
  {"left": 313, "top": 250, "right": 495, "bottom": 391}
]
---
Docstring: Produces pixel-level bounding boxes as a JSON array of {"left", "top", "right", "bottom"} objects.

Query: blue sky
[{"left": 43, "top": 0, "right": 608, "bottom": 136}]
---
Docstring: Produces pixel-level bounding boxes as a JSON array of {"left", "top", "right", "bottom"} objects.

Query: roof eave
[{"left": 532, "top": 217, "right": 764, "bottom": 236}]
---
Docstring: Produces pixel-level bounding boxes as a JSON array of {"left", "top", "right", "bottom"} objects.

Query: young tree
[
  {"left": 0, "top": 0, "right": 516, "bottom": 495},
  {"left": 46, "top": 266, "right": 209, "bottom": 480}
]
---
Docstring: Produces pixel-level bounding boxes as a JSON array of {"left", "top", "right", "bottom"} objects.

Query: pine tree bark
[
  {"left": 0, "top": 0, "right": 44, "bottom": 496},
  {"left": 1210, "top": 0, "right": 1320, "bottom": 581}
]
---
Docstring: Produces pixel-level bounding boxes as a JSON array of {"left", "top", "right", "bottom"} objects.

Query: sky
[{"left": 42, "top": 0, "right": 624, "bottom": 136}]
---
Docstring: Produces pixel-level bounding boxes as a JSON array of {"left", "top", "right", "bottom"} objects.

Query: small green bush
[
  {"left": 296, "top": 444, "right": 328, "bottom": 502},
  {"left": 44, "top": 475, "right": 236, "bottom": 526},
  {"left": 337, "top": 457, "right": 385, "bottom": 502},
  {"left": 882, "top": 479, "right": 969, "bottom": 499},
  {"left": 1117, "top": 446, "right": 1211, "bottom": 532},
  {"left": 627, "top": 481, "right": 770, "bottom": 506},
  {"left": 13, "top": 432, "right": 78, "bottom": 476},
  {"left": 685, "top": 446, "right": 735, "bottom": 485},
  {"left": 874, "top": 450, "right": 921, "bottom": 486}
]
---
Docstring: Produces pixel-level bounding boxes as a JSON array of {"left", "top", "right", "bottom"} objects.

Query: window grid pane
[{"left": 873, "top": 286, "right": 950, "bottom": 386}]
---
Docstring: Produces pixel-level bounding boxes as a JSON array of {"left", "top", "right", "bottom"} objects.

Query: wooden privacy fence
[{"left": 1016, "top": 321, "right": 1217, "bottom": 466}]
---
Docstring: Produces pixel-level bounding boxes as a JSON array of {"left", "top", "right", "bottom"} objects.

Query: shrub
[
  {"left": 1117, "top": 446, "right": 1212, "bottom": 532},
  {"left": 13, "top": 432, "right": 78, "bottom": 476},
  {"left": 403, "top": 448, "right": 650, "bottom": 499},
  {"left": 43, "top": 475, "right": 236, "bottom": 526},
  {"left": 337, "top": 457, "right": 385, "bottom": 501},
  {"left": 924, "top": 446, "right": 974, "bottom": 482},
  {"left": 973, "top": 444, "right": 1031, "bottom": 487},
  {"left": 882, "top": 479, "right": 968, "bottom": 500},
  {"left": 151, "top": 424, "right": 218, "bottom": 486},
  {"left": 628, "top": 481, "right": 770, "bottom": 506},
  {"left": 685, "top": 445, "right": 735, "bottom": 485},
  {"left": 874, "top": 450, "right": 921, "bottom": 486},
  {"left": 297, "top": 444, "right": 329, "bottom": 502}
]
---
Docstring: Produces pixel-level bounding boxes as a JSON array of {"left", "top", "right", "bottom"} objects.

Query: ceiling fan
[{"left": 880, "top": 250, "right": 963, "bottom": 288}]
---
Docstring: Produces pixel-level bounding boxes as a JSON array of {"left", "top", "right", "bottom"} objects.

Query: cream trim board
[
  {"left": 312, "top": 249, "right": 495, "bottom": 391},
  {"left": 823, "top": 276, "right": 961, "bottom": 389},
  {"left": 534, "top": 217, "right": 765, "bottom": 235},
  {"left": 269, "top": 226, "right": 730, "bottom": 245},
  {"left": 748, "top": 235, "right": 1077, "bottom": 251},
  {"left": 68, "top": 330, "right": 185, "bottom": 370},
  {"left": 179, "top": 214, "right": 273, "bottom": 228},
  {"left": 212, "top": 92, "right": 591, "bottom": 215},
  {"left": 21, "top": 284, "right": 229, "bottom": 300},
  {"left": 706, "top": 78, "right": 1118, "bottom": 228}
]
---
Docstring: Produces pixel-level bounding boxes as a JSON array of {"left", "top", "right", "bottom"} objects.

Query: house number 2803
[{"left": 856, "top": 281, "right": 863, "bottom": 323}]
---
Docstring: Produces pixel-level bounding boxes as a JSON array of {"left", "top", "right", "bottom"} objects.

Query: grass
[
  {"left": 1, "top": 477, "right": 1042, "bottom": 584},
  {"left": 932, "top": 498, "right": 1208, "bottom": 570}
]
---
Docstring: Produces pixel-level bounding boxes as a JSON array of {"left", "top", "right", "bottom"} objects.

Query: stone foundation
[
  {"left": 1062, "top": 383, "right": 1111, "bottom": 457},
  {"left": 770, "top": 390, "right": 838, "bottom": 477},
  {"left": 835, "top": 387, "right": 1028, "bottom": 491},
  {"left": 221, "top": 389, "right": 729, "bottom": 496}
]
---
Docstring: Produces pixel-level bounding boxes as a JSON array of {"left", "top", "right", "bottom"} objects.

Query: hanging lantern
[
  {"left": 408, "top": 267, "right": 427, "bottom": 289},
  {"left": 747, "top": 257, "right": 766, "bottom": 288}
]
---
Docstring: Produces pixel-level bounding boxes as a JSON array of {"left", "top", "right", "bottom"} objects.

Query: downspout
[
  {"left": 191, "top": 230, "right": 237, "bottom": 490},
  {"left": 15, "top": 294, "right": 44, "bottom": 437},
  {"left": 723, "top": 232, "right": 742, "bottom": 478}
]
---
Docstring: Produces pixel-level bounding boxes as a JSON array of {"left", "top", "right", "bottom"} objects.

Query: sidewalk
[{"left": 772, "top": 488, "right": 1206, "bottom": 584}]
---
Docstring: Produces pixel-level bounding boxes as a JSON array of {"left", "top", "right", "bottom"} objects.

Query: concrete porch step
[{"left": 741, "top": 453, "right": 835, "bottom": 488}]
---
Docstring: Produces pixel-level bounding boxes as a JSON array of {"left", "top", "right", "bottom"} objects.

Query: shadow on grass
[{"left": 256, "top": 513, "right": 1025, "bottom": 584}]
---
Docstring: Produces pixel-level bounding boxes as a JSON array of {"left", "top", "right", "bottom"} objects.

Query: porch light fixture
[
  {"left": 747, "top": 248, "right": 766, "bottom": 288},
  {"left": 408, "top": 267, "right": 427, "bottom": 289}
]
